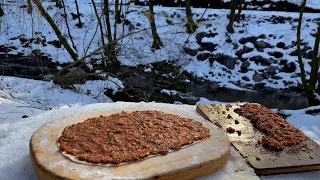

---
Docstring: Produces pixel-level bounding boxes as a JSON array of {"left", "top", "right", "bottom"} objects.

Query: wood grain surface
[
  {"left": 196, "top": 104, "right": 320, "bottom": 175},
  {"left": 30, "top": 107, "right": 230, "bottom": 180}
]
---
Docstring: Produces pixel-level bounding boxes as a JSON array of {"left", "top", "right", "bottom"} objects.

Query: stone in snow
[
  {"left": 253, "top": 73, "right": 264, "bottom": 82},
  {"left": 216, "top": 55, "right": 237, "bottom": 70},
  {"left": 241, "top": 61, "right": 250, "bottom": 73},
  {"left": 267, "top": 65, "right": 280, "bottom": 74},
  {"left": 184, "top": 47, "right": 198, "bottom": 56},
  {"left": 196, "top": 53, "right": 210, "bottom": 61},
  {"left": 255, "top": 41, "right": 267, "bottom": 48},
  {"left": 242, "top": 76, "right": 250, "bottom": 81}
]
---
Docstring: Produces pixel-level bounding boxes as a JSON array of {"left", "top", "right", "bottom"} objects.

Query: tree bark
[
  {"left": 236, "top": 0, "right": 244, "bottom": 23},
  {"left": 32, "top": 0, "right": 78, "bottom": 61},
  {"left": 309, "top": 26, "right": 320, "bottom": 91},
  {"left": 56, "top": 0, "right": 62, "bottom": 8},
  {"left": 115, "top": 0, "right": 121, "bottom": 24},
  {"left": 103, "top": 0, "right": 118, "bottom": 67},
  {"left": 227, "top": 0, "right": 236, "bottom": 33},
  {"left": 27, "top": 0, "right": 33, "bottom": 14},
  {"left": 91, "top": 0, "right": 105, "bottom": 46},
  {"left": 297, "top": 0, "right": 307, "bottom": 90},
  {"left": 0, "top": 4, "right": 4, "bottom": 17},
  {"left": 148, "top": 0, "right": 163, "bottom": 49},
  {"left": 114, "top": 0, "right": 119, "bottom": 40},
  {"left": 185, "top": 0, "right": 197, "bottom": 34},
  {"left": 61, "top": 0, "right": 77, "bottom": 51},
  {"left": 74, "top": 0, "right": 83, "bottom": 28},
  {"left": 104, "top": 0, "right": 113, "bottom": 43}
]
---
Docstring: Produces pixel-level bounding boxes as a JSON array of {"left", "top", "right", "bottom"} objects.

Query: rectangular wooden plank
[{"left": 196, "top": 104, "right": 320, "bottom": 175}]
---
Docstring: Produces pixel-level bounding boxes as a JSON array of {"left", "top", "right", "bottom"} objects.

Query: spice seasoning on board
[
  {"left": 234, "top": 104, "right": 306, "bottom": 151},
  {"left": 58, "top": 110, "right": 211, "bottom": 164}
]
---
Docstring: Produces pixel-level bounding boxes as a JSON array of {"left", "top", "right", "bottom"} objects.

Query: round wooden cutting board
[{"left": 30, "top": 107, "right": 230, "bottom": 180}]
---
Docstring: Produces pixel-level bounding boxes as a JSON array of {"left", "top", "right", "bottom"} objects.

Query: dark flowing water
[
  {"left": 121, "top": 67, "right": 309, "bottom": 110},
  {"left": 186, "top": 82, "right": 308, "bottom": 110}
]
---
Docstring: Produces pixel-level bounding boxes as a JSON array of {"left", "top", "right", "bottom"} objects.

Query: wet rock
[
  {"left": 255, "top": 82, "right": 266, "bottom": 89},
  {"left": 255, "top": 41, "right": 267, "bottom": 48},
  {"left": 271, "top": 75, "right": 283, "bottom": 80},
  {"left": 215, "top": 55, "right": 237, "bottom": 69},
  {"left": 225, "top": 37, "right": 232, "bottom": 43},
  {"left": 253, "top": 73, "right": 264, "bottom": 82},
  {"left": 196, "top": 53, "right": 210, "bottom": 61},
  {"left": 242, "top": 76, "right": 250, "bottom": 81},
  {"left": 261, "top": 58, "right": 275, "bottom": 66},
  {"left": 262, "top": 71, "right": 270, "bottom": 79},
  {"left": 257, "top": 48, "right": 264, "bottom": 52},
  {"left": 276, "top": 42, "right": 286, "bottom": 49},
  {"left": 200, "top": 42, "right": 217, "bottom": 51},
  {"left": 281, "top": 62, "right": 296, "bottom": 73},
  {"left": 279, "top": 59, "right": 288, "bottom": 65},
  {"left": 268, "top": 51, "right": 283, "bottom": 58},
  {"left": 289, "top": 46, "right": 311, "bottom": 56},
  {"left": 243, "top": 45, "right": 254, "bottom": 54},
  {"left": 195, "top": 32, "right": 209, "bottom": 44},
  {"left": 258, "top": 34, "right": 267, "bottom": 39},
  {"left": 48, "top": 40, "right": 61, "bottom": 48},
  {"left": 267, "top": 65, "right": 280, "bottom": 74},
  {"left": 250, "top": 56, "right": 264, "bottom": 64},
  {"left": 184, "top": 47, "right": 198, "bottom": 56},
  {"left": 207, "top": 82, "right": 219, "bottom": 93},
  {"left": 239, "top": 36, "right": 258, "bottom": 45},
  {"left": 128, "top": 24, "right": 135, "bottom": 31},
  {"left": 304, "top": 50, "right": 313, "bottom": 59},
  {"left": 124, "top": 19, "right": 131, "bottom": 25},
  {"left": 241, "top": 61, "right": 250, "bottom": 73}
]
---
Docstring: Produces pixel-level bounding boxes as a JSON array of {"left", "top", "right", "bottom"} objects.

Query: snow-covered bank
[
  {"left": 1, "top": 1, "right": 319, "bottom": 92},
  {"left": 0, "top": 76, "right": 123, "bottom": 114}
]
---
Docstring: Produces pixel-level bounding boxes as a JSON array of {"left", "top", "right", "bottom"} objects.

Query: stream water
[
  {"left": 186, "top": 82, "right": 308, "bottom": 110},
  {"left": 120, "top": 66, "right": 309, "bottom": 110}
]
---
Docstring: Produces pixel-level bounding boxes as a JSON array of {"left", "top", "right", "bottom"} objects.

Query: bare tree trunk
[
  {"left": 148, "top": 0, "right": 163, "bottom": 49},
  {"left": 0, "top": 4, "right": 4, "bottom": 17},
  {"left": 185, "top": 0, "right": 196, "bottom": 33},
  {"left": 56, "top": 0, "right": 62, "bottom": 8},
  {"left": 103, "top": 0, "right": 117, "bottom": 67},
  {"left": 309, "top": 26, "right": 320, "bottom": 91},
  {"left": 74, "top": 0, "right": 83, "bottom": 28},
  {"left": 61, "top": 0, "right": 77, "bottom": 51},
  {"left": 227, "top": 0, "right": 236, "bottom": 33},
  {"left": 104, "top": 0, "right": 112, "bottom": 43},
  {"left": 32, "top": 0, "right": 78, "bottom": 61},
  {"left": 91, "top": 0, "right": 105, "bottom": 46},
  {"left": 297, "top": 0, "right": 307, "bottom": 90},
  {"left": 236, "top": 0, "right": 244, "bottom": 23},
  {"left": 27, "top": 0, "right": 33, "bottom": 14},
  {"left": 114, "top": 0, "right": 119, "bottom": 40},
  {"left": 115, "top": 0, "right": 121, "bottom": 24}
]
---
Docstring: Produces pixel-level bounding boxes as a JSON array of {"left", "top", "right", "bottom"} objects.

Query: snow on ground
[
  {"left": 1, "top": 1, "right": 319, "bottom": 91},
  {"left": 0, "top": 76, "right": 123, "bottom": 118},
  {"left": 222, "top": 0, "right": 320, "bottom": 10},
  {"left": 0, "top": 97, "right": 45, "bottom": 124}
]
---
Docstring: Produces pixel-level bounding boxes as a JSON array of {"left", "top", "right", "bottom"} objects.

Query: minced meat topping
[
  {"left": 58, "top": 110, "right": 211, "bottom": 164},
  {"left": 234, "top": 104, "right": 306, "bottom": 151}
]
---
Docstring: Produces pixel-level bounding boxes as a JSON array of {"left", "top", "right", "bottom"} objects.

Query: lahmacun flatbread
[{"left": 57, "top": 110, "right": 211, "bottom": 164}]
